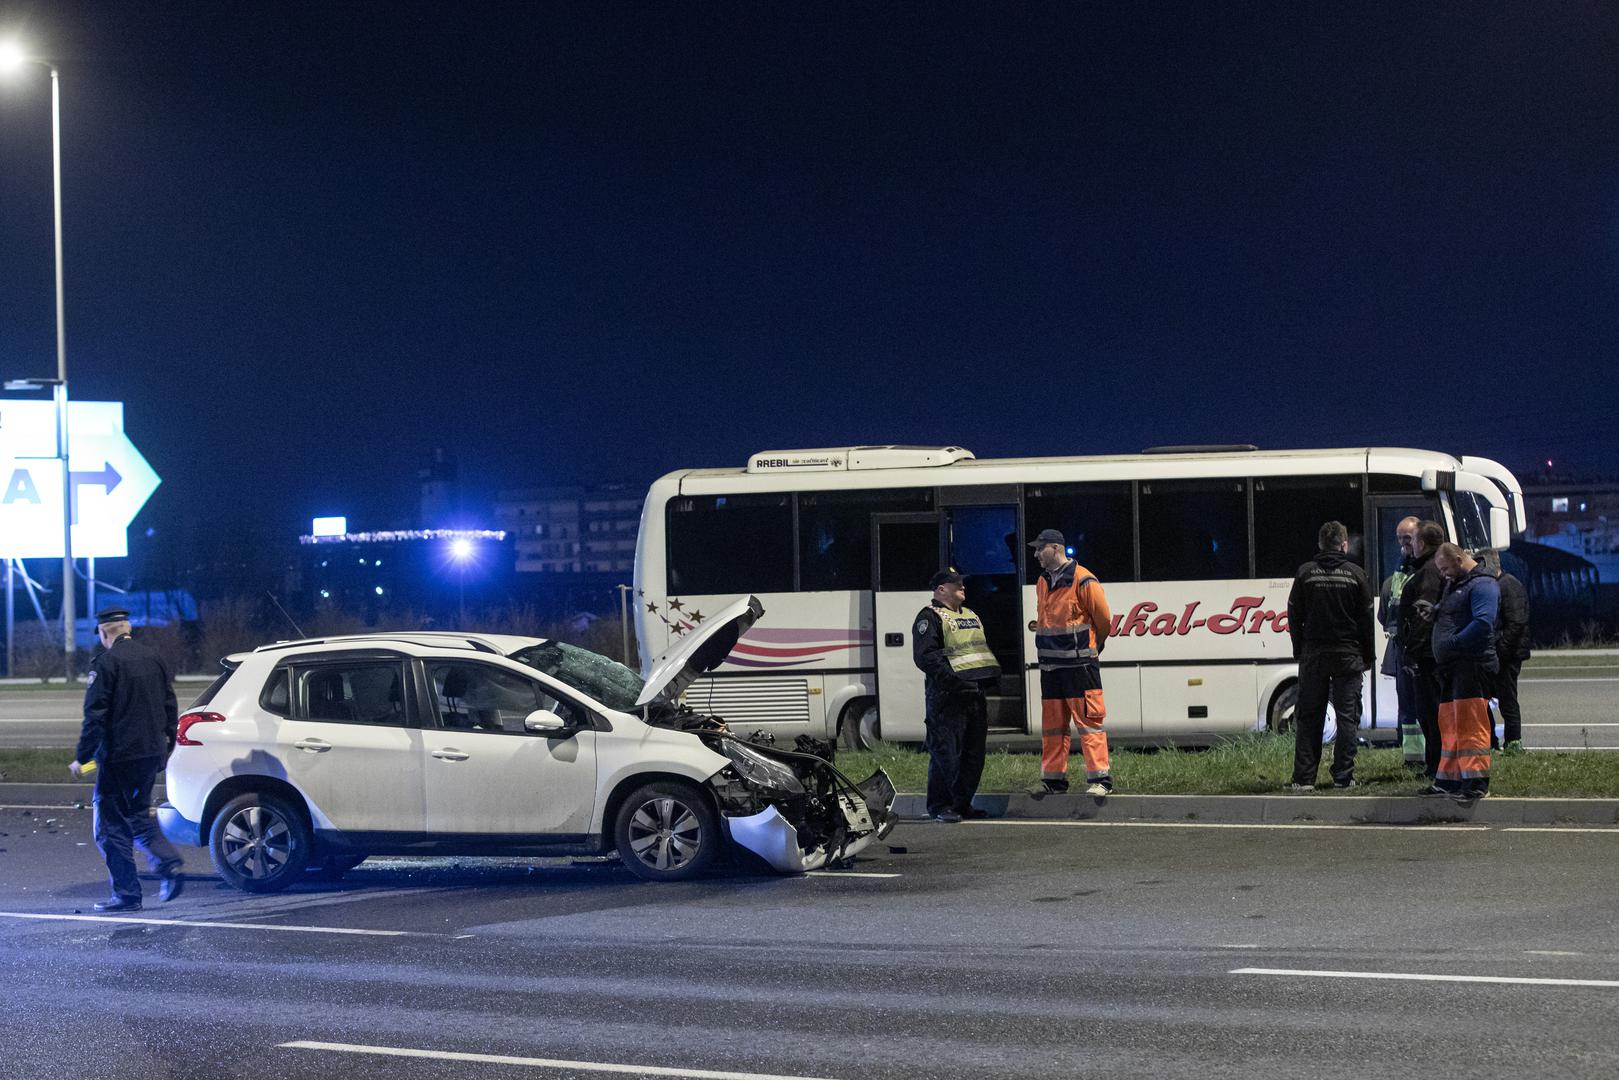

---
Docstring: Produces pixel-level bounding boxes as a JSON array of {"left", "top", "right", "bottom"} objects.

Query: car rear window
[{"left": 188, "top": 666, "right": 237, "bottom": 710}]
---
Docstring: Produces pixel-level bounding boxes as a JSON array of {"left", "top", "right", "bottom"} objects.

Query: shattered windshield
[{"left": 508, "top": 641, "right": 646, "bottom": 712}]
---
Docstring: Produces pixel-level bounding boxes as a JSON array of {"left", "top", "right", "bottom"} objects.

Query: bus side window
[
  {"left": 1138, "top": 479, "right": 1250, "bottom": 581},
  {"left": 1023, "top": 482, "right": 1135, "bottom": 581},
  {"left": 667, "top": 494, "right": 794, "bottom": 595},
  {"left": 1252, "top": 475, "right": 1365, "bottom": 577}
]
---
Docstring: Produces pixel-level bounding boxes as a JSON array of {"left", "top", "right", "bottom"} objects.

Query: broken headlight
[{"left": 722, "top": 740, "right": 806, "bottom": 796}]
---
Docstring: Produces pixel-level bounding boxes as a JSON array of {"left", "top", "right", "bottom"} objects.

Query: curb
[
  {"left": 0, "top": 781, "right": 151, "bottom": 805},
  {"left": 893, "top": 792, "right": 1619, "bottom": 826}
]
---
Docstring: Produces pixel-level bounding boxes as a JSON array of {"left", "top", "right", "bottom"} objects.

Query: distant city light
[
  {"left": 319, "top": 589, "right": 330, "bottom": 599},
  {"left": 375, "top": 586, "right": 385, "bottom": 595},
  {"left": 298, "top": 527, "right": 505, "bottom": 545},
  {"left": 311, "top": 516, "right": 347, "bottom": 538}
]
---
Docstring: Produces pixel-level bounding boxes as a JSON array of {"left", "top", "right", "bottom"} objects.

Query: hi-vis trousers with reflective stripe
[
  {"left": 1039, "top": 665, "right": 1109, "bottom": 785},
  {"left": 1436, "top": 658, "right": 1492, "bottom": 796}
]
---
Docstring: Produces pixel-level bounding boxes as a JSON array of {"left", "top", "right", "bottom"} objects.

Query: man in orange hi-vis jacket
[{"left": 1029, "top": 528, "right": 1113, "bottom": 796}]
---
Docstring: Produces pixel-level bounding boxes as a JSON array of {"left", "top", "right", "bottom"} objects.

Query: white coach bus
[{"left": 633, "top": 445, "right": 1524, "bottom": 749}]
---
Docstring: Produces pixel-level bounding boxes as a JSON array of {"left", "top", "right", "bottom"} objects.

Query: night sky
[{"left": 1, "top": 4, "right": 1616, "bottom": 580}]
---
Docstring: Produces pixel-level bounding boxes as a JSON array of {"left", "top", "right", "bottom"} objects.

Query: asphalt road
[
  {"left": 2, "top": 808, "right": 1617, "bottom": 1079},
  {"left": 4, "top": 662, "right": 1615, "bottom": 747}
]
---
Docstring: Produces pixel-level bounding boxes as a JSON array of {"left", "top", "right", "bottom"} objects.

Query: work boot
[
  {"left": 1084, "top": 782, "right": 1110, "bottom": 797},
  {"left": 1026, "top": 780, "right": 1067, "bottom": 797},
  {"left": 932, "top": 809, "right": 963, "bottom": 824},
  {"left": 956, "top": 807, "right": 990, "bottom": 820},
  {"left": 1503, "top": 740, "right": 1525, "bottom": 756},
  {"left": 1333, "top": 779, "right": 1356, "bottom": 790},
  {"left": 1288, "top": 783, "right": 1315, "bottom": 793},
  {"left": 1418, "top": 784, "right": 1449, "bottom": 798}
]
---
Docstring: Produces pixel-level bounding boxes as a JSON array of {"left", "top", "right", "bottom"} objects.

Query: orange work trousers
[
  {"left": 1040, "top": 689, "right": 1110, "bottom": 782},
  {"left": 1436, "top": 659, "right": 1492, "bottom": 796}
]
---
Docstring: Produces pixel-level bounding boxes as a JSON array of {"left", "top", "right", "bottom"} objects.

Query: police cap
[
  {"left": 929, "top": 571, "right": 965, "bottom": 590},
  {"left": 94, "top": 607, "right": 131, "bottom": 626}
]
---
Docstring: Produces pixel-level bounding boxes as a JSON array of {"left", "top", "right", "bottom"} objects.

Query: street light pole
[{"left": 50, "top": 63, "right": 74, "bottom": 680}]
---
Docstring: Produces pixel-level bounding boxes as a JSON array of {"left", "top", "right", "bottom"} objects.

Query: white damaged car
[{"left": 158, "top": 597, "right": 896, "bottom": 892}]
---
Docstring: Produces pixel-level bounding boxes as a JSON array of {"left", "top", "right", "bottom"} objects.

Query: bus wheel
[
  {"left": 841, "top": 700, "right": 884, "bottom": 751},
  {"left": 1267, "top": 682, "right": 1298, "bottom": 735}
]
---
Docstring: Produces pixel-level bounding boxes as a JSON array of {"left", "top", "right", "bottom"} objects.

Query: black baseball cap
[
  {"left": 929, "top": 570, "right": 966, "bottom": 590},
  {"left": 1027, "top": 529, "right": 1066, "bottom": 549}
]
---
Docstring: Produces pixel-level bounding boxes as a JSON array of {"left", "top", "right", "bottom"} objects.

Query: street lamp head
[{"left": 0, "top": 41, "right": 30, "bottom": 74}]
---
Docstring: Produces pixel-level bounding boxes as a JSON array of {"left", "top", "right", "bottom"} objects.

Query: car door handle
[
  {"left": 293, "top": 738, "right": 332, "bottom": 753},
  {"left": 432, "top": 748, "right": 470, "bottom": 761}
]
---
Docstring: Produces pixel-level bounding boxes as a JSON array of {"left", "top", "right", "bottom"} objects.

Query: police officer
[
  {"left": 912, "top": 571, "right": 1000, "bottom": 823},
  {"left": 69, "top": 607, "right": 185, "bottom": 911}
]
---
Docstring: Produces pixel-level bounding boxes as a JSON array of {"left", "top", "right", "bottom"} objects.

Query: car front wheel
[
  {"left": 613, "top": 781, "right": 721, "bottom": 883},
  {"left": 208, "top": 791, "right": 312, "bottom": 894}
]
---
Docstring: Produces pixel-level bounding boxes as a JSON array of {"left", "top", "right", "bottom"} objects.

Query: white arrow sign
[{"left": 0, "top": 400, "right": 161, "bottom": 558}]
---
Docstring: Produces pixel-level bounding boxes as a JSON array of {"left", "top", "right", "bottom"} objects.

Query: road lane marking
[
  {"left": 1527, "top": 951, "right": 1586, "bottom": 956},
  {"left": 1502, "top": 827, "right": 1619, "bottom": 833},
  {"left": 0, "top": 911, "right": 426, "bottom": 937},
  {"left": 278, "top": 1041, "right": 842, "bottom": 1079},
  {"left": 1232, "top": 967, "right": 1619, "bottom": 988},
  {"left": 0, "top": 804, "right": 83, "bottom": 810},
  {"left": 1521, "top": 677, "right": 1619, "bottom": 683},
  {"left": 964, "top": 821, "right": 1490, "bottom": 831},
  {"left": 804, "top": 871, "right": 900, "bottom": 879},
  {"left": 1522, "top": 723, "right": 1619, "bottom": 727}
]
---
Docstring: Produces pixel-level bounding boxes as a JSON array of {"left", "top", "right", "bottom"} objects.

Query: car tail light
[{"left": 176, "top": 711, "right": 226, "bottom": 746}]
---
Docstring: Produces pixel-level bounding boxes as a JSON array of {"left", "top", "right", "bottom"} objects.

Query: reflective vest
[
  {"left": 937, "top": 606, "right": 1001, "bottom": 680},
  {"left": 1036, "top": 561, "right": 1105, "bottom": 670}
]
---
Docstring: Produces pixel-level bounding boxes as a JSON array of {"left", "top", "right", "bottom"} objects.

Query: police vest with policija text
[{"left": 936, "top": 606, "right": 1001, "bottom": 680}]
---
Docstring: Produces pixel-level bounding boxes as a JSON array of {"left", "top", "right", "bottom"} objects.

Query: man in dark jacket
[
  {"left": 912, "top": 571, "right": 1000, "bottom": 822},
  {"left": 1482, "top": 550, "right": 1531, "bottom": 753},
  {"left": 69, "top": 608, "right": 185, "bottom": 911},
  {"left": 1286, "top": 521, "right": 1376, "bottom": 790},
  {"left": 1395, "top": 520, "right": 1447, "bottom": 779},
  {"left": 1430, "top": 545, "right": 1500, "bottom": 801}
]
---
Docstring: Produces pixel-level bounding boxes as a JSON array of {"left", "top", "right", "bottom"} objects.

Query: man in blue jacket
[{"left": 1429, "top": 545, "right": 1500, "bottom": 802}]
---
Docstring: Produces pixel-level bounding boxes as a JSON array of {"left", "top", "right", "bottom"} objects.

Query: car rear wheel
[
  {"left": 208, "top": 791, "right": 312, "bottom": 894},
  {"left": 613, "top": 781, "right": 720, "bottom": 883}
]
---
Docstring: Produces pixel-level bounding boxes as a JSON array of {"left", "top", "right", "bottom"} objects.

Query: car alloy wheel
[
  {"left": 223, "top": 805, "right": 292, "bottom": 880},
  {"left": 613, "top": 781, "right": 720, "bottom": 882},
  {"left": 208, "top": 791, "right": 311, "bottom": 894}
]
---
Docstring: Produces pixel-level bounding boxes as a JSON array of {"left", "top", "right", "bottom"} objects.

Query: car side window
[
  {"left": 300, "top": 663, "right": 407, "bottom": 726},
  {"left": 260, "top": 668, "right": 291, "bottom": 717},
  {"left": 427, "top": 662, "right": 584, "bottom": 734}
]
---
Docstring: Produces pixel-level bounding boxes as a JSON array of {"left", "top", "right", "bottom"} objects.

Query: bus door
[
  {"left": 872, "top": 514, "right": 942, "bottom": 742},
  {"left": 1368, "top": 495, "right": 1442, "bottom": 734},
  {"left": 941, "top": 503, "right": 1026, "bottom": 734}
]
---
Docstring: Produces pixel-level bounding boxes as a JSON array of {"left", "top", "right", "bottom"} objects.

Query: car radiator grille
[{"left": 683, "top": 678, "right": 812, "bottom": 725}]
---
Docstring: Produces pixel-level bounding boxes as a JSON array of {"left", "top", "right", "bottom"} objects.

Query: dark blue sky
[{"left": 1, "top": 3, "right": 1616, "bottom": 566}]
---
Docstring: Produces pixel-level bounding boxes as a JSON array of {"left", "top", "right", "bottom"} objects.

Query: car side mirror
[{"left": 523, "top": 709, "right": 570, "bottom": 735}]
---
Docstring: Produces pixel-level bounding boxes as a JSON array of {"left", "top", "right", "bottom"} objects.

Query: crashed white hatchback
[{"left": 158, "top": 596, "right": 897, "bottom": 891}]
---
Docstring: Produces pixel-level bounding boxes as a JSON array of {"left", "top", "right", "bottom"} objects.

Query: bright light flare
[
  {"left": 449, "top": 538, "right": 474, "bottom": 561},
  {"left": 0, "top": 41, "right": 29, "bottom": 74}
]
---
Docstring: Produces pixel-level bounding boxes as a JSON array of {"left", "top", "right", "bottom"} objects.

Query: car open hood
[{"left": 634, "top": 595, "right": 763, "bottom": 708}]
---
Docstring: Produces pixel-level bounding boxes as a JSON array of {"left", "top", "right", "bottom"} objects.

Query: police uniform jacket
[
  {"left": 912, "top": 603, "right": 996, "bottom": 703},
  {"left": 76, "top": 635, "right": 180, "bottom": 765}
]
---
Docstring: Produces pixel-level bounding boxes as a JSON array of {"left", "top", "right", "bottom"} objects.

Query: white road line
[
  {"left": 1232, "top": 967, "right": 1619, "bottom": 988},
  {"left": 279, "top": 1040, "right": 842, "bottom": 1080},
  {"left": 1522, "top": 723, "right": 1619, "bottom": 727},
  {"left": 0, "top": 911, "right": 422, "bottom": 937},
  {"left": 1527, "top": 950, "right": 1586, "bottom": 956},
  {"left": 0, "top": 804, "right": 82, "bottom": 810},
  {"left": 804, "top": 871, "right": 901, "bottom": 879},
  {"left": 1502, "top": 827, "right": 1619, "bottom": 834},
  {"left": 1521, "top": 677, "right": 1619, "bottom": 683},
  {"left": 965, "top": 820, "right": 1490, "bottom": 831}
]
